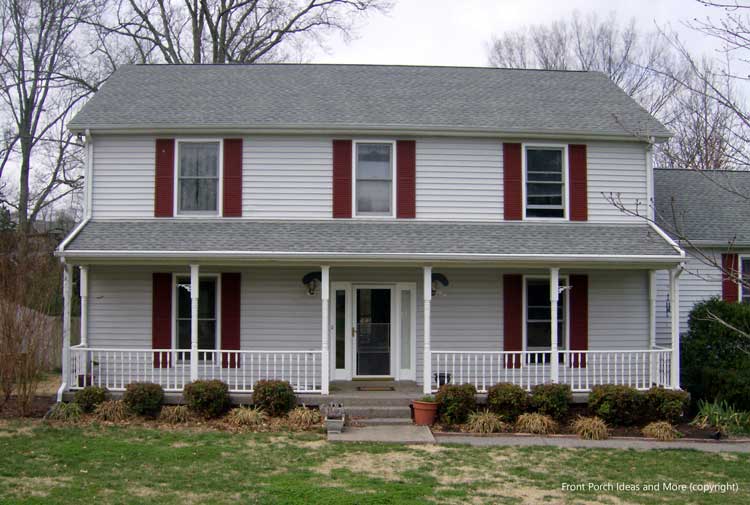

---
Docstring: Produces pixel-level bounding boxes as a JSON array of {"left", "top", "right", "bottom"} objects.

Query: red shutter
[
  {"left": 569, "top": 274, "right": 589, "bottom": 368},
  {"left": 154, "top": 139, "right": 175, "bottom": 217},
  {"left": 152, "top": 273, "right": 172, "bottom": 368},
  {"left": 568, "top": 144, "right": 588, "bottom": 221},
  {"left": 332, "top": 140, "right": 352, "bottom": 218},
  {"left": 503, "top": 143, "right": 522, "bottom": 220},
  {"left": 223, "top": 139, "right": 243, "bottom": 217},
  {"left": 722, "top": 253, "right": 740, "bottom": 303},
  {"left": 221, "top": 273, "right": 241, "bottom": 368},
  {"left": 503, "top": 274, "right": 523, "bottom": 367},
  {"left": 396, "top": 140, "right": 416, "bottom": 218}
]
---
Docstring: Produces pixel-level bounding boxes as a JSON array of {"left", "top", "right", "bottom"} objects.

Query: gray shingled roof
[
  {"left": 654, "top": 168, "right": 750, "bottom": 245},
  {"left": 68, "top": 64, "right": 670, "bottom": 139},
  {"left": 62, "top": 220, "right": 681, "bottom": 261}
]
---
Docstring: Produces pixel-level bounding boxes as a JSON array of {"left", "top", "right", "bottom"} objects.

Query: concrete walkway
[
  {"left": 435, "top": 434, "right": 750, "bottom": 452},
  {"left": 328, "top": 425, "right": 435, "bottom": 444}
]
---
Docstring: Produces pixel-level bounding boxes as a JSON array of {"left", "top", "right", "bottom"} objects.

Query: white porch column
[
  {"left": 549, "top": 267, "right": 560, "bottom": 383},
  {"left": 648, "top": 270, "right": 657, "bottom": 385},
  {"left": 321, "top": 265, "right": 330, "bottom": 395},
  {"left": 58, "top": 263, "right": 73, "bottom": 401},
  {"left": 79, "top": 266, "right": 89, "bottom": 347},
  {"left": 669, "top": 266, "right": 683, "bottom": 390},
  {"left": 190, "top": 264, "right": 200, "bottom": 381},
  {"left": 423, "top": 266, "right": 432, "bottom": 394}
]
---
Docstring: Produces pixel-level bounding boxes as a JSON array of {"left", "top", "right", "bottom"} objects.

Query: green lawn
[{"left": 1, "top": 421, "right": 749, "bottom": 504}]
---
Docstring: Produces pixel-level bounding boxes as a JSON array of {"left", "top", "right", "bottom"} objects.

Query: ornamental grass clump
[
  {"left": 465, "top": 410, "right": 508, "bottom": 434},
  {"left": 159, "top": 405, "right": 192, "bottom": 424},
  {"left": 93, "top": 400, "right": 131, "bottom": 423},
  {"left": 44, "top": 402, "right": 82, "bottom": 423},
  {"left": 287, "top": 406, "right": 322, "bottom": 430},
  {"left": 642, "top": 421, "right": 681, "bottom": 441},
  {"left": 226, "top": 406, "right": 267, "bottom": 429},
  {"left": 571, "top": 416, "right": 609, "bottom": 440},
  {"left": 515, "top": 413, "right": 558, "bottom": 435}
]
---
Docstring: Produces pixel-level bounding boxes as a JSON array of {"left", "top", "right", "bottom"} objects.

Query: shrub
[
  {"left": 682, "top": 298, "right": 750, "bottom": 410},
  {"left": 644, "top": 387, "right": 690, "bottom": 423},
  {"left": 44, "top": 402, "right": 82, "bottom": 422},
  {"left": 436, "top": 384, "right": 476, "bottom": 425},
  {"left": 465, "top": 410, "right": 508, "bottom": 434},
  {"left": 226, "top": 406, "right": 267, "bottom": 428},
  {"left": 287, "top": 406, "right": 322, "bottom": 430},
  {"left": 183, "top": 380, "right": 230, "bottom": 418},
  {"left": 571, "top": 416, "right": 609, "bottom": 440},
  {"left": 93, "top": 400, "right": 131, "bottom": 423},
  {"left": 74, "top": 386, "right": 108, "bottom": 413},
  {"left": 252, "top": 380, "right": 296, "bottom": 417},
  {"left": 159, "top": 405, "right": 191, "bottom": 424},
  {"left": 642, "top": 421, "right": 681, "bottom": 441},
  {"left": 691, "top": 399, "right": 750, "bottom": 436},
  {"left": 530, "top": 383, "right": 572, "bottom": 420},
  {"left": 515, "top": 413, "right": 557, "bottom": 434},
  {"left": 122, "top": 382, "right": 164, "bottom": 418},
  {"left": 588, "top": 385, "right": 643, "bottom": 426},
  {"left": 486, "top": 383, "right": 528, "bottom": 421}
]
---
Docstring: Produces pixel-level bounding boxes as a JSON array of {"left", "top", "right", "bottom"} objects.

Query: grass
[{"left": 1, "top": 420, "right": 749, "bottom": 504}]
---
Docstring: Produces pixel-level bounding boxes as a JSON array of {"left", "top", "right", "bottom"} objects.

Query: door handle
[{"left": 352, "top": 327, "right": 356, "bottom": 338}]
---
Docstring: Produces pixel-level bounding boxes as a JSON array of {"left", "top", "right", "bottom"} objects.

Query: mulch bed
[{"left": 0, "top": 395, "right": 56, "bottom": 419}]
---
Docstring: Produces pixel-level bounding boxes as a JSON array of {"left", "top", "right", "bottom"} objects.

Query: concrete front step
[
  {"left": 357, "top": 417, "right": 414, "bottom": 426},
  {"left": 327, "top": 396, "right": 417, "bottom": 407},
  {"left": 344, "top": 406, "right": 412, "bottom": 419}
]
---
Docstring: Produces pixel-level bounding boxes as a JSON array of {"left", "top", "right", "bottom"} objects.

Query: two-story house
[{"left": 56, "top": 64, "right": 684, "bottom": 401}]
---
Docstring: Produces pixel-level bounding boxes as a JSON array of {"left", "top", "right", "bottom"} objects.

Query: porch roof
[{"left": 59, "top": 219, "right": 683, "bottom": 264}]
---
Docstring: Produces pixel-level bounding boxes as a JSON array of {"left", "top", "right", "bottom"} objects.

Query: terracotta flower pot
[{"left": 412, "top": 400, "right": 438, "bottom": 426}]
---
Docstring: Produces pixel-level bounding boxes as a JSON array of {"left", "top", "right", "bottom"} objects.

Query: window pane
[
  {"left": 178, "top": 319, "right": 191, "bottom": 349},
  {"left": 179, "top": 142, "right": 219, "bottom": 177},
  {"left": 198, "top": 320, "right": 216, "bottom": 349},
  {"left": 179, "top": 178, "right": 218, "bottom": 212},
  {"left": 527, "top": 322, "right": 551, "bottom": 348},
  {"left": 335, "top": 290, "right": 346, "bottom": 369},
  {"left": 356, "top": 143, "right": 392, "bottom": 214},
  {"left": 526, "top": 278, "right": 566, "bottom": 351},
  {"left": 400, "top": 290, "right": 411, "bottom": 369},
  {"left": 742, "top": 258, "right": 750, "bottom": 303},
  {"left": 198, "top": 278, "right": 216, "bottom": 318},
  {"left": 356, "top": 180, "right": 392, "bottom": 213},
  {"left": 357, "top": 144, "right": 391, "bottom": 179},
  {"left": 177, "top": 277, "right": 191, "bottom": 318},
  {"left": 527, "top": 149, "right": 562, "bottom": 175},
  {"left": 527, "top": 207, "right": 564, "bottom": 218},
  {"left": 526, "top": 148, "right": 564, "bottom": 218}
]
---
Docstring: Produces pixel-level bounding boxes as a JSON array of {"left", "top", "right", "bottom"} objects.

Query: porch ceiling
[{"left": 59, "top": 219, "right": 683, "bottom": 265}]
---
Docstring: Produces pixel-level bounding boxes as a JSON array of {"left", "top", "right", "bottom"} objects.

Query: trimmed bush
[
  {"left": 682, "top": 298, "right": 750, "bottom": 410},
  {"left": 644, "top": 387, "right": 690, "bottom": 423},
  {"left": 436, "top": 383, "right": 476, "bottom": 425},
  {"left": 227, "top": 406, "right": 267, "bottom": 428},
  {"left": 122, "top": 382, "right": 164, "bottom": 418},
  {"left": 530, "top": 383, "right": 572, "bottom": 420},
  {"left": 184, "top": 380, "right": 231, "bottom": 418},
  {"left": 486, "top": 383, "right": 528, "bottom": 421},
  {"left": 74, "top": 386, "right": 108, "bottom": 413},
  {"left": 588, "top": 385, "right": 643, "bottom": 426},
  {"left": 44, "top": 402, "right": 82, "bottom": 422},
  {"left": 287, "top": 406, "right": 322, "bottom": 430},
  {"left": 515, "top": 413, "right": 557, "bottom": 434},
  {"left": 159, "top": 405, "right": 192, "bottom": 424},
  {"left": 571, "top": 416, "right": 609, "bottom": 440},
  {"left": 252, "top": 380, "right": 296, "bottom": 417},
  {"left": 465, "top": 410, "right": 508, "bottom": 434},
  {"left": 93, "top": 400, "right": 131, "bottom": 422},
  {"left": 642, "top": 421, "right": 681, "bottom": 441}
]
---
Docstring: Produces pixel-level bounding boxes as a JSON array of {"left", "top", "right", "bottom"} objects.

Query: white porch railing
[
  {"left": 68, "top": 347, "right": 323, "bottom": 393},
  {"left": 430, "top": 348, "right": 673, "bottom": 393}
]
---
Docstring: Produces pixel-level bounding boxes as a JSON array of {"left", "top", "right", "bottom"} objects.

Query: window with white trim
[
  {"left": 177, "top": 141, "right": 220, "bottom": 213},
  {"left": 176, "top": 276, "right": 218, "bottom": 358},
  {"left": 742, "top": 256, "right": 750, "bottom": 303},
  {"left": 525, "top": 277, "right": 567, "bottom": 362},
  {"left": 354, "top": 142, "right": 394, "bottom": 216},
  {"left": 525, "top": 146, "right": 565, "bottom": 218}
]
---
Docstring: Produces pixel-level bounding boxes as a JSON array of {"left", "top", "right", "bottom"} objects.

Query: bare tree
[{"left": 93, "top": 0, "right": 390, "bottom": 65}]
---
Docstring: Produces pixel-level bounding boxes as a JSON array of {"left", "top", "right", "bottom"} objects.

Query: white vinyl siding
[
  {"left": 587, "top": 141, "right": 648, "bottom": 223},
  {"left": 243, "top": 136, "right": 332, "bottom": 219},
  {"left": 91, "top": 135, "right": 155, "bottom": 218},
  {"left": 588, "top": 270, "right": 650, "bottom": 350},
  {"left": 415, "top": 138, "right": 503, "bottom": 221}
]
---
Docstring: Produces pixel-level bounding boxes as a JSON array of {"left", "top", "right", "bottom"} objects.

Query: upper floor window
[
  {"left": 354, "top": 141, "right": 395, "bottom": 217},
  {"left": 177, "top": 141, "right": 220, "bottom": 214},
  {"left": 524, "top": 146, "right": 566, "bottom": 219},
  {"left": 742, "top": 256, "right": 750, "bottom": 303}
]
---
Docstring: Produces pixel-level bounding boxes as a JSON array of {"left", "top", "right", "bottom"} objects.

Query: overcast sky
[{"left": 312, "top": 0, "right": 724, "bottom": 66}]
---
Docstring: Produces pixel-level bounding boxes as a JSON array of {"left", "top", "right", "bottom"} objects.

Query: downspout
[{"left": 646, "top": 136, "right": 655, "bottom": 221}]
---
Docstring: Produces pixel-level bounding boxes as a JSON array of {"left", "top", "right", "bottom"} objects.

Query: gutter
[{"left": 648, "top": 221, "right": 686, "bottom": 258}]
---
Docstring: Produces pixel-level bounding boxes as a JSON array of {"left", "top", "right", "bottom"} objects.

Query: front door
[{"left": 354, "top": 287, "right": 392, "bottom": 376}]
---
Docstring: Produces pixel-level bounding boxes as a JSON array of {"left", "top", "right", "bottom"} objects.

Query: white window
[
  {"left": 177, "top": 141, "right": 221, "bottom": 214},
  {"left": 524, "top": 146, "right": 566, "bottom": 219},
  {"left": 742, "top": 256, "right": 750, "bottom": 303},
  {"left": 525, "top": 277, "right": 567, "bottom": 362},
  {"left": 354, "top": 141, "right": 395, "bottom": 217},
  {"left": 175, "top": 276, "right": 218, "bottom": 359}
]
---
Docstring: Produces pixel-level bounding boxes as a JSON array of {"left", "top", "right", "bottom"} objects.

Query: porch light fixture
[
  {"left": 431, "top": 272, "right": 449, "bottom": 297},
  {"left": 302, "top": 271, "right": 321, "bottom": 296}
]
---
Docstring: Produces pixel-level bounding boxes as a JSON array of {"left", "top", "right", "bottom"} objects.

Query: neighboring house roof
[
  {"left": 68, "top": 64, "right": 670, "bottom": 139},
  {"left": 654, "top": 168, "right": 750, "bottom": 246},
  {"left": 60, "top": 220, "right": 681, "bottom": 263}
]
